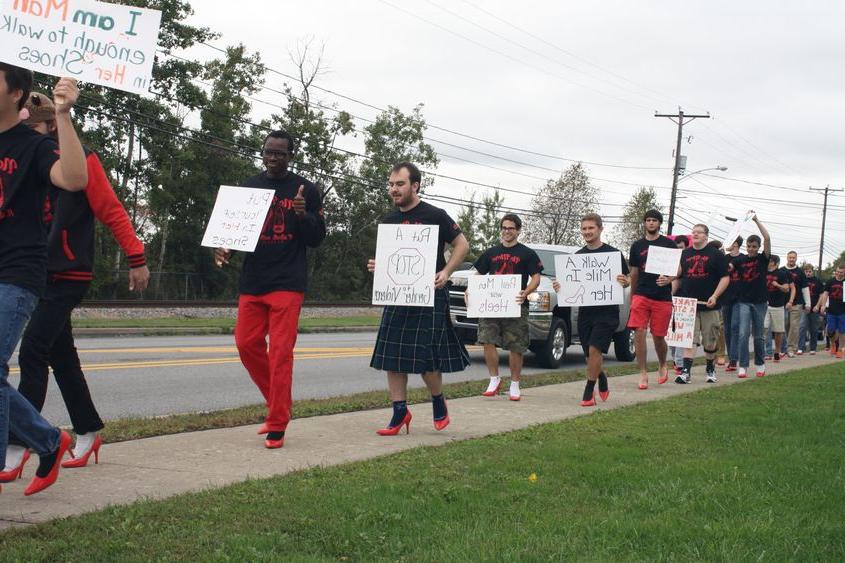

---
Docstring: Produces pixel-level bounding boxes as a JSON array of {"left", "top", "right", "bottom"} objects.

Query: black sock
[
  {"left": 583, "top": 380, "right": 596, "bottom": 401},
  {"left": 706, "top": 359, "right": 714, "bottom": 372},
  {"left": 266, "top": 431, "right": 285, "bottom": 441},
  {"left": 683, "top": 358, "right": 693, "bottom": 373},
  {"left": 431, "top": 394, "right": 448, "bottom": 421},
  {"left": 36, "top": 450, "right": 59, "bottom": 479},
  {"left": 388, "top": 400, "right": 408, "bottom": 427},
  {"left": 597, "top": 372, "right": 608, "bottom": 392}
]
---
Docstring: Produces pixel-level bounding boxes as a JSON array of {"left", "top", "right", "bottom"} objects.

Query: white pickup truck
[{"left": 448, "top": 243, "right": 635, "bottom": 368}]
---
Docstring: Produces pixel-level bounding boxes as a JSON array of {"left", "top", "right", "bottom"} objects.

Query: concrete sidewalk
[{"left": 0, "top": 354, "right": 837, "bottom": 529}]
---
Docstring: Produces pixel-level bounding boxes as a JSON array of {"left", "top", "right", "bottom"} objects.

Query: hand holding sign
[
  {"left": 52, "top": 78, "right": 78, "bottom": 111},
  {"left": 293, "top": 185, "right": 306, "bottom": 216}
]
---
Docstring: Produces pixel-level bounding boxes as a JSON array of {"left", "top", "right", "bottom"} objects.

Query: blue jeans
[
  {"left": 722, "top": 302, "right": 740, "bottom": 363},
  {"left": 737, "top": 302, "right": 767, "bottom": 368},
  {"left": 798, "top": 312, "right": 820, "bottom": 352},
  {"left": 0, "top": 283, "right": 59, "bottom": 468}
]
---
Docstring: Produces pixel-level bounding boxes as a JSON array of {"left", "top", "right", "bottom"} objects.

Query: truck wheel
[
  {"left": 613, "top": 328, "right": 636, "bottom": 362},
  {"left": 538, "top": 318, "right": 568, "bottom": 368}
]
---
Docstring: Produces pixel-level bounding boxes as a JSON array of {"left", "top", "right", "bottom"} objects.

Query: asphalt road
[{"left": 7, "top": 332, "right": 655, "bottom": 426}]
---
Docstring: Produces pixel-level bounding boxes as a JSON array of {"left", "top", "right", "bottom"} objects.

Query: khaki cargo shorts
[
  {"left": 693, "top": 309, "right": 722, "bottom": 352},
  {"left": 477, "top": 305, "right": 530, "bottom": 353},
  {"left": 766, "top": 306, "right": 786, "bottom": 333}
]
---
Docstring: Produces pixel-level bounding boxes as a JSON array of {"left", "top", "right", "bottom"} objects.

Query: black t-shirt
[
  {"left": 238, "top": 171, "right": 326, "bottom": 295},
  {"left": 575, "top": 243, "right": 629, "bottom": 318},
  {"left": 782, "top": 266, "right": 807, "bottom": 305},
  {"left": 381, "top": 200, "right": 462, "bottom": 273},
  {"left": 824, "top": 278, "right": 845, "bottom": 316},
  {"left": 722, "top": 253, "right": 745, "bottom": 304},
  {"left": 806, "top": 275, "right": 822, "bottom": 308},
  {"left": 737, "top": 252, "right": 769, "bottom": 304},
  {"left": 678, "top": 245, "right": 728, "bottom": 310},
  {"left": 628, "top": 235, "right": 676, "bottom": 302},
  {"left": 0, "top": 123, "right": 59, "bottom": 296},
  {"left": 766, "top": 268, "right": 792, "bottom": 308},
  {"left": 474, "top": 243, "right": 543, "bottom": 290}
]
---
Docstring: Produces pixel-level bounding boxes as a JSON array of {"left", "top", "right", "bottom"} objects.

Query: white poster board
[
  {"left": 666, "top": 297, "right": 697, "bottom": 348},
  {"left": 201, "top": 185, "right": 275, "bottom": 252},
  {"left": 644, "top": 245, "right": 683, "bottom": 277},
  {"left": 466, "top": 274, "right": 521, "bottom": 318},
  {"left": 554, "top": 252, "right": 624, "bottom": 306},
  {"left": 0, "top": 0, "right": 162, "bottom": 95},
  {"left": 372, "top": 224, "right": 439, "bottom": 307},
  {"left": 723, "top": 210, "right": 755, "bottom": 248}
]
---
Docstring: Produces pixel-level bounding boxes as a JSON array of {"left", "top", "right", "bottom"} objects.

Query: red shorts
[{"left": 627, "top": 294, "right": 673, "bottom": 337}]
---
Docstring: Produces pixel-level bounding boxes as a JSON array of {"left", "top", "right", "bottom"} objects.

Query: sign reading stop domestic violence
[
  {"left": 466, "top": 274, "right": 521, "bottom": 318},
  {"left": 372, "top": 224, "right": 439, "bottom": 307},
  {"left": 201, "top": 186, "right": 275, "bottom": 253},
  {"left": 554, "top": 251, "right": 624, "bottom": 306},
  {"left": 0, "top": 0, "right": 162, "bottom": 95},
  {"left": 666, "top": 296, "right": 697, "bottom": 349}
]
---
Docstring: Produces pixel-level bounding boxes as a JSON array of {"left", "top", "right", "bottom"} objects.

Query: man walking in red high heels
[
  {"left": 215, "top": 130, "right": 326, "bottom": 449},
  {"left": 368, "top": 162, "right": 470, "bottom": 435}
]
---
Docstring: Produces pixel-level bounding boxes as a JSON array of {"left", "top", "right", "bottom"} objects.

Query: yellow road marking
[{"left": 74, "top": 346, "right": 373, "bottom": 354}]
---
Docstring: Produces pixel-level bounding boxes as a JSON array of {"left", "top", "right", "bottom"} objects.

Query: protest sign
[
  {"left": 644, "top": 245, "right": 683, "bottom": 277},
  {"left": 466, "top": 274, "right": 521, "bottom": 318},
  {"left": 372, "top": 224, "right": 439, "bottom": 307},
  {"left": 666, "top": 296, "right": 697, "bottom": 348},
  {"left": 554, "top": 251, "right": 623, "bottom": 306},
  {"left": 0, "top": 0, "right": 162, "bottom": 95},
  {"left": 723, "top": 210, "right": 755, "bottom": 248},
  {"left": 201, "top": 185, "right": 275, "bottom": 253}
]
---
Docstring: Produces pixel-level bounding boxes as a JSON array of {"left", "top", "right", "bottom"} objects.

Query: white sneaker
[
  {"left": 810, "top": 351, "right": 816, "bottom": 355},
  {"left": 706, "top": 373, "right": 718, "bottom": 383},
  {"left": 509, "top": 381, "right": 521, "bottom": 401},
  {"left": 482, "top": 376, "right": 501, "bottom": 397},
  {"left": 787, "top": 352, "right": 795, "bottom": 358},
  {"left": 797, "top": 349, "right": 803, "bottom": 356}
]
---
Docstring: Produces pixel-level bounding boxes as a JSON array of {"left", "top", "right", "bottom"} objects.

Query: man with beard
[
  {"left": 215, "top": 130, "right": 326, "bottom": 450},
  {"left": 672, "top": 224, "right": 729, "bottom": 383},
  {"left": 368, "top": 162, "right": 470, "bottom": 434},
  {"left": 626, "top": 209, "right": 675, "bottom": 389},
  {"left": 781, "top": 250, "right": 811, "bottom": 357}
]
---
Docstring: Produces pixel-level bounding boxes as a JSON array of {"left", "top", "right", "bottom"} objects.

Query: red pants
[{"left": 235, "top": 291, "right": 304, "bottom": 432}]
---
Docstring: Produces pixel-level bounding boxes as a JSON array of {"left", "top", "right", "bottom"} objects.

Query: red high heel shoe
[
  {"left": 24, "top": 430, "right": 72, "bottom": 496},
  {"left": 581, "top": 393, "right": 596, "bottom": 407},
  {"left": 658, "top": 367, "right": 669, "bottom": 385},
  {"left": 0, "top": 450, "right": 30, "bottom": 482},
  {"left": 61, "top": 435, "right": 102, "bottom": 469},
  {"left": 377, "top": 411, "right": 412, "bottom": 436},
  {"left": 264, "top": 431, "right": 286, "bottom": 449},
  {"left": 433, "top": 415, "right": 450, "bottom": 431},
  {"left": 638, "top": 382, "right": 648, "bottom": 390},
  {"left": 482, "top": 379, "right": 501, "bottom": 397}
]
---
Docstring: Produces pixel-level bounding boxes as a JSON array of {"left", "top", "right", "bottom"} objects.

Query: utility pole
[
  {"left": 810, "top": 184, "right": 844, "bottom": 273},
  {"left": 655, "top": 108, "right": 710, "bottom": 234}
]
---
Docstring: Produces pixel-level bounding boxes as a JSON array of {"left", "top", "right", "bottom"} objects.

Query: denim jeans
[
  {"left": 798, "top": 311, "right": 820, "bottom": 352},
  {"left": 0, "top": 283, "right": 59, "bottom": 468},
  {"left": 722, "top": 302, "right": 740, "bottom": 363},
  {"left": 737, "top": 302, "right": 767, "bottom": 368}
]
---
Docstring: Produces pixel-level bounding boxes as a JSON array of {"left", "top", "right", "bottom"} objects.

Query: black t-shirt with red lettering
[
  {"left": 628, "top": 235, "right": 677, "bottom": 301},
  {"left": 474, "top": 242, "right": 543, "bottom": 290},
  {"left": 782, "top": 266, "right": 807, "bottom": 306},
  {"left": 805, "top": 275, "right": 822, "bottom": 308},
  {"left": 767, "top": 268, "right": 792, "bottom": 308},
  {"left": 678, "top": 245, "right": 728, "bottom": 310},
  {"left": 722, "top": 254, "right": 746, "bottom": 304},
  {"left": 0, "top": 123, "right": 59, "bottom": 296},
  {"left": 737, "top": 252, "right": 770, "bottom": 304},
  {"left": 824, "top": 278, "right": 845, "bottom": 316},
  {"left": 239, "top": 171, "right": 326, "bottom": 295},
  {"left": 381, "top": 200, "right": 462, "bottom": 273}
]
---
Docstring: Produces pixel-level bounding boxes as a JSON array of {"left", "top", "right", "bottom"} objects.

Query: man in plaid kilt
[{"left": 368, "top": 162, "right": 470, "bottom": 435}]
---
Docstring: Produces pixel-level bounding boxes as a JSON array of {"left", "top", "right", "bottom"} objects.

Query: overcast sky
[{"left": 187, "top": 0, "right": 845, "bottom": 265}]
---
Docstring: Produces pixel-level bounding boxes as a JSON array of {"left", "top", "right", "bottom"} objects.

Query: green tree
[
  {"left": 611, "top": 187, "right": 664, "bottom": 251},
  {"left": 457, "top": 193, "right": 482, "bottom": 262},
  {"left": 821, "top": 250, "right": 845, "bottom": 278},
  {"left": 525, "top": 163, "right": 599, "bottom": 246},
  {"left": 478, "top": 190, "right": 505, "bottom": 250}
]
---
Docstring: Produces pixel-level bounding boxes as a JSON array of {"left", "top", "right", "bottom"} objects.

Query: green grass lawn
[
  {"left": 2, "top": 364, "right": 843, "bottom": 561},
  {"left": 73, "top": 315, "right": 381, "bottom": 330}
]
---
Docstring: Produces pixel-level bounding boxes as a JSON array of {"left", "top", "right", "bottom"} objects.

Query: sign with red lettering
[
  {"left": 372, "top": 224, "right": 439, "bottom": 307},
  {"left": 0, "top": 0, "right": 161, "bottom": 95},
  {"left": 201, "top": 185, "right": 275, "bottom": 252},
  {"left": 666, "top": 296, "right": 697, "bottom": 348}
]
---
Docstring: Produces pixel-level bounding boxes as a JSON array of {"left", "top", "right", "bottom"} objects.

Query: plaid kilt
[{"left": 370, "top": 288, "right": 470, "bottom": 374}]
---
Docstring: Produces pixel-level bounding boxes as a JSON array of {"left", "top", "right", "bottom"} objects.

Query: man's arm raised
[{"left": 49, "top": 78, "right": 87, "bottom": 191}]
